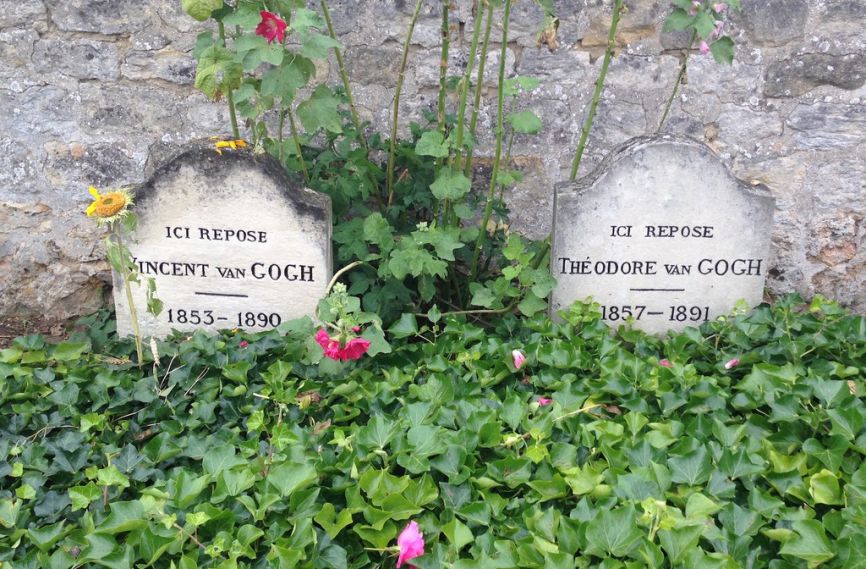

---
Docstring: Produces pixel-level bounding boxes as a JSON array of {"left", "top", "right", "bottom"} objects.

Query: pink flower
[
  {"left": 711, "top": 20, "right": 725, "bottom": 39},
  {"left": 255, "top": 11, "right": 287, "bottom": 44},
  {"left": 659, "top": 359, "right": 672, "bottom": 368},
  {"left": 537, "top": 397, "right": 553, "bottom": 407},
  {"left": 239, "top": 340, "right": 249, "bottom": 348},
  {"left": 699, "top": 40, "right": 710, "bottom": 55},
  {"left": 315, "top": 329, "right": 371, "bottom": 362},
  {"left": 713, "top": 2, "right": 727, "bottom": 12},
  {"left": 689, "top": 0, "right": 702, "bottom": 14},
  {"left": 396, "top": 521, "right": 424, "bottom": 568},
  {"left": 724, "top": 357, "right": 740, "bottom": 369},
  {"left": 512, "top": 349, "right": 526, "bottom": 370}
]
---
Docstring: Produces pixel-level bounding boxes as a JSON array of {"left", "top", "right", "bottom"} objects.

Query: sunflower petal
[{"left": 89, "top": 185, "right": 101, "bottom": 199}]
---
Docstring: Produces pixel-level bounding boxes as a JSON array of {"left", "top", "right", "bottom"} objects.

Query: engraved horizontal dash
[
  {"left": 646, "top": 311, "right": 663, "bottom": 315},
  {"left": 195, "top": 292, "right": 249, "bottom": 298},
  {"left": 630, "top": 288, "right": 685, "bottom": 292}
]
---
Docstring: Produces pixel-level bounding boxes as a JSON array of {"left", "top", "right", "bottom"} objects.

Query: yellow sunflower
[{"left": 86, "top": 186, "right": 133, "bottom": 225}]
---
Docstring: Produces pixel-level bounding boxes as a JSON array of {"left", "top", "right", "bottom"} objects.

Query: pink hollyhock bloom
[
  {"left": 537, "top": 397, "right": 553, "bottom": 406},
  {"left": 512, "top": 349, "right": 526, "bottom": 370},
  {"left": 711, "top": 20, "right": 725, "bottom": 39},
  {"left": 239, "top": 340, "right": 249, "bottom": 348},
  {"left": 713, "top": 2, "right": 727, "bottom": 12},
  {"left": 255, "top": 11, "right": 287, "bottom": 44},
  {"left": 315, "top": 329, "right": 370, "bottom": 362},
  {"left": 724, "top": 357, "right": 740, "bottom": 369},
  {"left": 659, "top": 359, "right": 672, "bottom": 368},
  {"left": 396, "top": 520, "right": 424, "bottom": 568},
  {"left": 699, "top": 40, "right": 710, "bottom": 55}
]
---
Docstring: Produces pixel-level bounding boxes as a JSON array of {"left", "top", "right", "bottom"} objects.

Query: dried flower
[
  {"left": 396, "top": 520, "right": 425, "bottom": 568},
  {"left": 255, "top": 11, "right": 287, "bottom": 44}
]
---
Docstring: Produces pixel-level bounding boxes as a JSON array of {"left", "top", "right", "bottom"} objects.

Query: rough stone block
[
  {"left": 46, "top": 0, "right": 150, "bottom": 33},
  {"left": 33, "top": 39, "right": 120, "bottom": 81},
  {"left": 787, "top": 102, "right": 866, "bottom": 149},
  {"left": 764, "top": 53, "right": 866, "bottom": 97},
  {"left": 740, "top": 0, "right": 808, "bottom": 47},
  {"left": 121, "top": 51, "right": 196, "bottom": 84}
]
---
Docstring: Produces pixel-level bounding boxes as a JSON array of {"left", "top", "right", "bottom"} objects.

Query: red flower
[
  {"left": 315, "top": 329, "right": 371, "bottom": 362},
  {"left": 255, "top": 11, "right": 287, "bottom": 44},
  {"left": 239, "top": 340, "right": 249, "bottom": 348}
]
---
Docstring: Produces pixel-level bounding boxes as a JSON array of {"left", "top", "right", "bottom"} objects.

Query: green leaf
[
  {"left": 518, "top": 291, "right": 547, "bottom": 317},
  {"left": 584, "top": 506, "right": 644, "bottom": 558},
  {"left": 96, "top": 465, "right": 130, "bottom": 488},
  {"left": 69, "top": 482, "right": 101, "bottom": 511},
  {"left": 299, "top": 32, "right": 342, "bottom": 59},
  {"left": 779, "top": 520, "right": 835, "bottom": 566},
  {"left": 388, "top": 313, "right": 418, "bottom": 339},
  {"left": 710, "top": 37, "right": 735, "bottom": 65},
  {"left": 52, "top": 341, "right": 89, "bottom": 361},
  {"left": 315, "top": 503, "right": 356, "bottom": 539},
  {"left": 267, "top": 461, "right": 318, "bottom": 497},
  {"left": 194, "top": 45, "right": 242, "bottom": 100},
  {"left": 260, "top": 56, "right": 315, "bottom": 101},
  {"left": 95, "top": 500, "right": 147, "bottom": 534},
  {"left": 809, "top": 469, "right": 843, "bottom": 505},
  {"left": 297, "top": 85, "right": 343, "bottom": 134},
  {"left": 669, "top": 445, "right": 712, "bottom": 486},
  {"left": 507, "top": 110, "right": 542, "bottom": 134},
  {"left": 182, "top": 0, "right": 222, "bottom": 21},
  {"left": 202, "top": 443, "right": 246, "bottom": 475},
  {"left": 415, "top": 131, "right": 449, "bottom": 158},
  {"left": 430, "top": 168, "right": 471, "bottom": 200},
  {"left": 662, "top": 8, "right": 693, "bottom": 32},
  {"left": 234, "top": 34, "right": 284, "bottom": 71},
  {"left": 693, "top": 11, "right": 716, "bottom": 37}
]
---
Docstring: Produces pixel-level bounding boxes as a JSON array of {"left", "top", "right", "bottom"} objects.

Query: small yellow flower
[
  {"left": 86, "top": 185, "right": 133, "bottom": 225},
  {"left": 212, "top": 138, "right": 248, "bottom": 155}
]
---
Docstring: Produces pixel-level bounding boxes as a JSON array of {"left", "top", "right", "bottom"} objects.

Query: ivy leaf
[
  {"left": 518, "top": 291, "right": 547, "bottom": 317},
  {"left": 668, "top": 445, "right": 712, "bottom": 486},
  {"left": 69, "top": 483, "right": 101, "bottom": 511},
  {"left": 809, "top": 469, "right": 843, "bottom": 505},
  {"left": 662, "top": 8, "right": 693, "bottom": 32},
  {"left": 710, "top": 37, "right": 735, "bottom": 65},
  {"left": 430, "top": 168, "right": 471, "bottom": 200},
  {"left": 388, "top": 313, "right": 418, "bottom": 339},
  {"left": 202, "top": 444, "right": 246, "bottom": 475},
  {"left": 297, "top": 85, "right": 343, "bottom": 134},
  {"left": 584, "top": 506, "right": 644, "bottom": 557},
  {"left": 181, "top": 0, "right": 222, "bottom": 21},
  {"left": 507, "top": 110, "right": 542, "bottom": 134},
  {"left": 779, "top": 520, "right": 835, "bottom": 565},
  {"left": 195, "top": 45, "right": 242, "bottom": 100},
  {"left": 267, "top": 461, "right": 317, "bottom": 497},
  {"left": 415, "top": 131, "right": 449, "bottom": 158}
]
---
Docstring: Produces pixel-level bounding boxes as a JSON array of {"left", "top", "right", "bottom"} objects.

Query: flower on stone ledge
[
  {"left": 315, "top": 329, "right": 370, "bottom": 362},
  {"left": 85, "top": 185, "right": 133, "bottom": 226},
  {"left": 255, "top": 11, "right": 287, "bottom": 44},
  {"left": 396, "top": 520, "right": 425, "bottom": 568}
]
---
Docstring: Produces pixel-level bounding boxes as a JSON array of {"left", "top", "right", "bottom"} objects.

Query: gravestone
[
  {"left": 113, "top": 142, "right": 332, "bottom": 337},
  {"left": 551, "top": 135, "right": 775, "bottom": 334}
]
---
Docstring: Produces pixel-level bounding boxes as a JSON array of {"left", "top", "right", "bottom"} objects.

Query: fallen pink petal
[
  {"left": 512, "top": 349, "right": 526, "bottom": 370},
  {"left": 537, "top": 397, "right": 553, "bottom": 406},
  {"left": 396, "top": 520, "right": 425, "bottom": 568},
  {"left": 699, "top": 40, "right": 710, "bottom": 55},
  {"left": 239, "top": 340, "right": 249, "bottom": 348},
  {"left": 659, "top": 359, "right": 672, "bottom": 368},
  {"left": 724, "top": 357, "right": 740, "bottom": 369},
  {"left": 713, "top": 2, "right": 727, "bottom": 12}
]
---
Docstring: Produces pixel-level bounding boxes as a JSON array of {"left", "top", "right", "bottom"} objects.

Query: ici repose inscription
[
  {"left": 551, "top": 136, "right": 775, "bottom": 334},
  {"left": 112, "top": 143, "right": 332, "bottom": 337}
]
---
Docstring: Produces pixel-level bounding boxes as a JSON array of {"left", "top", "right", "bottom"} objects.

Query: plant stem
[
  {"left": 325, "top": 260, "right": 366, "bottom": 294},
  {"left": 469, "top": 0, "right": 512, "bottom": 283},
  {"left": 453, "top": 0, "right": 483, "bottom": 172},
  {"left": 568, "top": 0, "right": 624, "bottom": 181},
  {"left": 277, "top": 109, "right": 286, "bottom": 163},
  {"left": 658, "top": 29, "right": 696, "bottom": 132},
  {"left": 286, "top": 108, "right": 309, "bottom": 182},
  {"left": 438, "top": 0, "right": 450, "bottom": 134},
  {"left": 464, "top": 0, "right": 495, "bottom": 178},
  {"left": 320, "top": 0, "right": 367, "bottom": 149},
  {"left": 114, "top": 229, "right": 144, "bottom": 366},
  {"left": 217, "top": 21, "right": 240, "bottom": 139},
  {"left": 386, "top": 0, "right": 424, "bottom": 206}
]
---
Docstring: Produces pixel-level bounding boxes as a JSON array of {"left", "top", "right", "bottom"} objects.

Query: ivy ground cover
[{"left": 1, "top": 295, "right": 865, "bottom": 568}]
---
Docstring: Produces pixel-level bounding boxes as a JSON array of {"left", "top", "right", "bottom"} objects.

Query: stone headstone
[
  {"left": 551, "top": 135, "right": 775, "bottom": 334},
  {"left": 113, "top": 143, "right": 332, "bottom": 337}
]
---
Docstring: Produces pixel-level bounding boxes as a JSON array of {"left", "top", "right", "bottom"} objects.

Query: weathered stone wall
[{"left": 2, "top": 0, "right": 865, "bottom": 327}]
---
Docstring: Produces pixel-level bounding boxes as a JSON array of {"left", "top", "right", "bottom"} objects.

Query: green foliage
[
  {"left": 663, "top": 1, "right": 741, "bottom": 65},
  {"left": 2, "top": 295, "right": 865, "bottom": 567}
]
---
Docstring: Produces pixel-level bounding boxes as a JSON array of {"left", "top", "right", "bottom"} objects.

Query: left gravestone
[{"left": 112, "top": 143, "right": 332, "bottom": 338}]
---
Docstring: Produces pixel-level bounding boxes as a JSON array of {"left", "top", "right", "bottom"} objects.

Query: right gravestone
[{"left": 551, "top": 135, "right": 776, "bottom": 334}]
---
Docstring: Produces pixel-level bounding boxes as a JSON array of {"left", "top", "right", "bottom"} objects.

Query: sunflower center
[{"left": 94, "top": 192, "right": 127, "bottom": 217}]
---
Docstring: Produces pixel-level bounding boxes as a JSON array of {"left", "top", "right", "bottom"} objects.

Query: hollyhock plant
[
  {"left": 315, "top": 329, "right": 371, "bottom": 362},
  {"left": 512, "top": 349, "right": 526, "bottom": 370},
  {"left": 396, "top": 521, "right": 424, "bottom": 568},
  {"left": 255, "top": 11, "right": 287, "bottom": 44}
]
